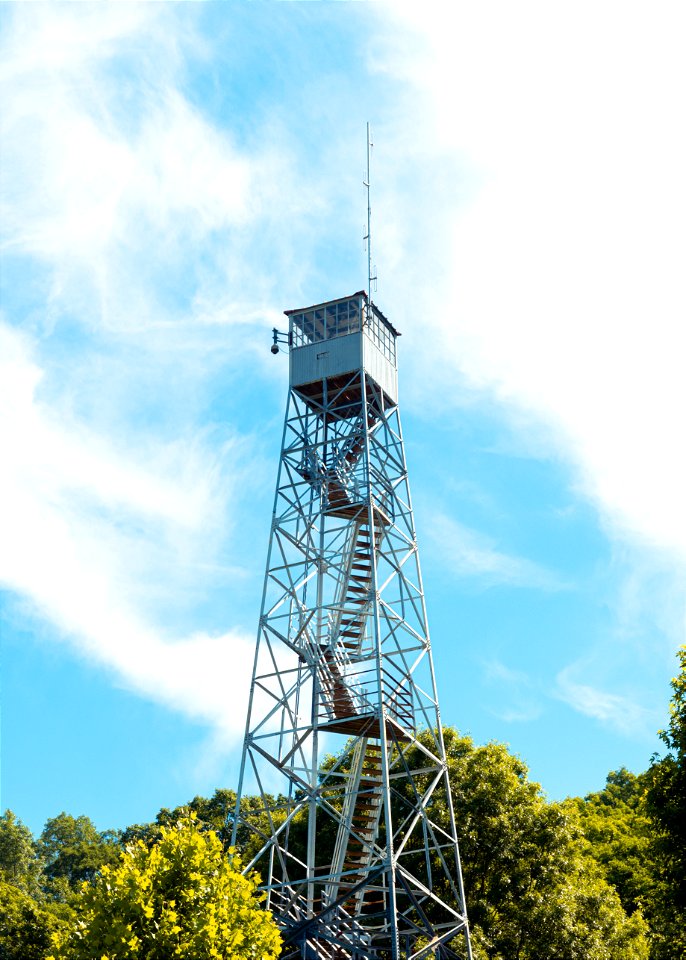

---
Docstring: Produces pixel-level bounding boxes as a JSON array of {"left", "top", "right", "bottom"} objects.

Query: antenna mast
[{"left": 364, "top": 122, "right": 377, "bottom": 303}]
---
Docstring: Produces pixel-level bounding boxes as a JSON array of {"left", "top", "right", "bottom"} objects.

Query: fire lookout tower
[{"left": 231, "top": 291, "right": 472, "bottom": 959}]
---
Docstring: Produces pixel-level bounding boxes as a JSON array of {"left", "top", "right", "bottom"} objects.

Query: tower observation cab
[
  {"left": 287, "top": 291, "right": 399, "bottom": 412},
  {"left": 232, "top": 291, "right": 473, "bottom": 959}
]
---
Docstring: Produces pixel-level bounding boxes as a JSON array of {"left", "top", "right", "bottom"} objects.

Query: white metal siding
[
  {"left": 290, "top": 334, "right": 363, "bottom": 387},
  {"left": 362, "top": 332, "right": 398, "bottom": 404},
  {"left": 290, "top": 330, "right": 398, "bottom": 404}
]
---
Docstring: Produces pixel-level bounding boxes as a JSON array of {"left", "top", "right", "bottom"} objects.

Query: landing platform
[
  {"left": 294, "top": 373, "right": 393, "bottom": 419},
  {"left": 324, "top": 501, "right": 391, "bottom": 526},
  {"left": 319, "top": 712, "right": 412, "bottom": 743}
]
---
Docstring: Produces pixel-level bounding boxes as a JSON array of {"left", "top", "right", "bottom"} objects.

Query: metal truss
[{"left": 232, "top": 366, "right": 473, "bottom": 960}]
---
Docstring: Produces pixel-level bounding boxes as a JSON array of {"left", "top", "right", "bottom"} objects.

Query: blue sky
[{"left": 1, "top": 2, "right": 685, "bottom": 837}]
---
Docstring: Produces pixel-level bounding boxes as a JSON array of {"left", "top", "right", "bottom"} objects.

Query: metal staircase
[{"left": 334, "top": 739, "right": 384, "bottom": 913}]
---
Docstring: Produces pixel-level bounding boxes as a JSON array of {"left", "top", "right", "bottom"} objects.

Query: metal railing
[{"left": 317, "top": 650, "right": 414, "bottom": 732}]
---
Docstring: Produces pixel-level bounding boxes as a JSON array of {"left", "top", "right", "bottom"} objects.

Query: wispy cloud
[
  {"left": 0, "top": 3, "right": 311, "bottom": 340},
  {"left": 555, "top": 664, "right": 656, "bottom": 738},
  {"left": 0, "top": 321, "right": 253, "bottom": 742},
  {"left": 0, "top": 5, "right": 318, "bottom": 753},
  {"left": 483, "top": 660, "right": 543, "bottom": 723},
  {"left": 376, "top": 3, "right": 686, "bottom": 579},
  {"left": 426, "top": 511, "right": 566, "bottom": 590}
]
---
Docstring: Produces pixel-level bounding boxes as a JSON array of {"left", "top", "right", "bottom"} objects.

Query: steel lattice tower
[{"left": 232, "top": 292, "right": 472, "bottom": 960}]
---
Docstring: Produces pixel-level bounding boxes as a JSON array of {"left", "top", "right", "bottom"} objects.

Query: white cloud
[
  {"left": 0, "top": 3, "right": 309, "bottom": 337},
  {"left": 427, "top": 511, "right": 565, "bottom": 590},
  {"left": 0, "top": 321, "right": 253, "bottom": 741},
  {"left": 483, "top": 660, "right": 543, "bottom": 723},
  {"left": 555, "top": 664, "right": 655, "bottom": 738},
  {"left": 378, "top": 3, "right": 686, "bottom": 572},
  {"left": 0, "top": 5, "right": 315, "bottom": 758}
]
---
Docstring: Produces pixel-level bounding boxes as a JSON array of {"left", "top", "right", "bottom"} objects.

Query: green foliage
[
  {"left": 0, "top": 811, "right": 74, "bottom": 960},
  {"left": 120, "top": 788, "right": 294, "bottom": 877},
  {"left": 0, "top": 810, "right": 40, "bottom": 888},
  {"left": 232, "top": 792, "right": 295, "bottom": 868},
  {"left": 644, "top": 645, "right": 686, "bottom": 960},
  {"left": 38, "top": 813, "right": 120, "bottom": 889},
  {"left": 122, "top": 788, "right": 236, "bottom": 849},
  {"left": 563, "top": 647, "right": 686, "bottom": 960},
  {"left": 648, "top": 645, "right": 686, "bottom": 901},
  {"left": 48, "top": 813, "right": 282, "bottom": 960},
  {"left": 408, "top": 729, "right": 649, "bottom": 960},
  {"left": 0, "top": 878, "right": 68, "bottom": 960},
  {"left": 570, "top": 767, "right": 655, "bottom": 916}
]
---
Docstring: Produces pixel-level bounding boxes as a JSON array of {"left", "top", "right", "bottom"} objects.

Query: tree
[
  {"left": 398, "top": 729, "right": 649, "bottom": 960},
  {"left": 0, "top": 810, "right": 39, "bottom": 888},
  {"left": 38, "top": 813, "right": 120, "bottom": 889},
  {"left": 48, "top": 813, "right": 282, "bottom": 960},
  {"left": 647, "top": 645, "right": 686, "bottom": 901},
  {"left": 120, "top": 788, "right": 294, "bottom": 874},
  {"left": 645, "top": 645, "right": 686, "bottom": 960},
  {"left": 0, "top": 811, "right": 73, "bottom": 959},
  {"left": 570, "top": 767, "right": 655, "bottom": 916},
  {"left": 0, "top": 878, "right": 67, "bottom": 960},
  {"left": 121, "top": 789, "right": 237, "bottom": 850}
]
